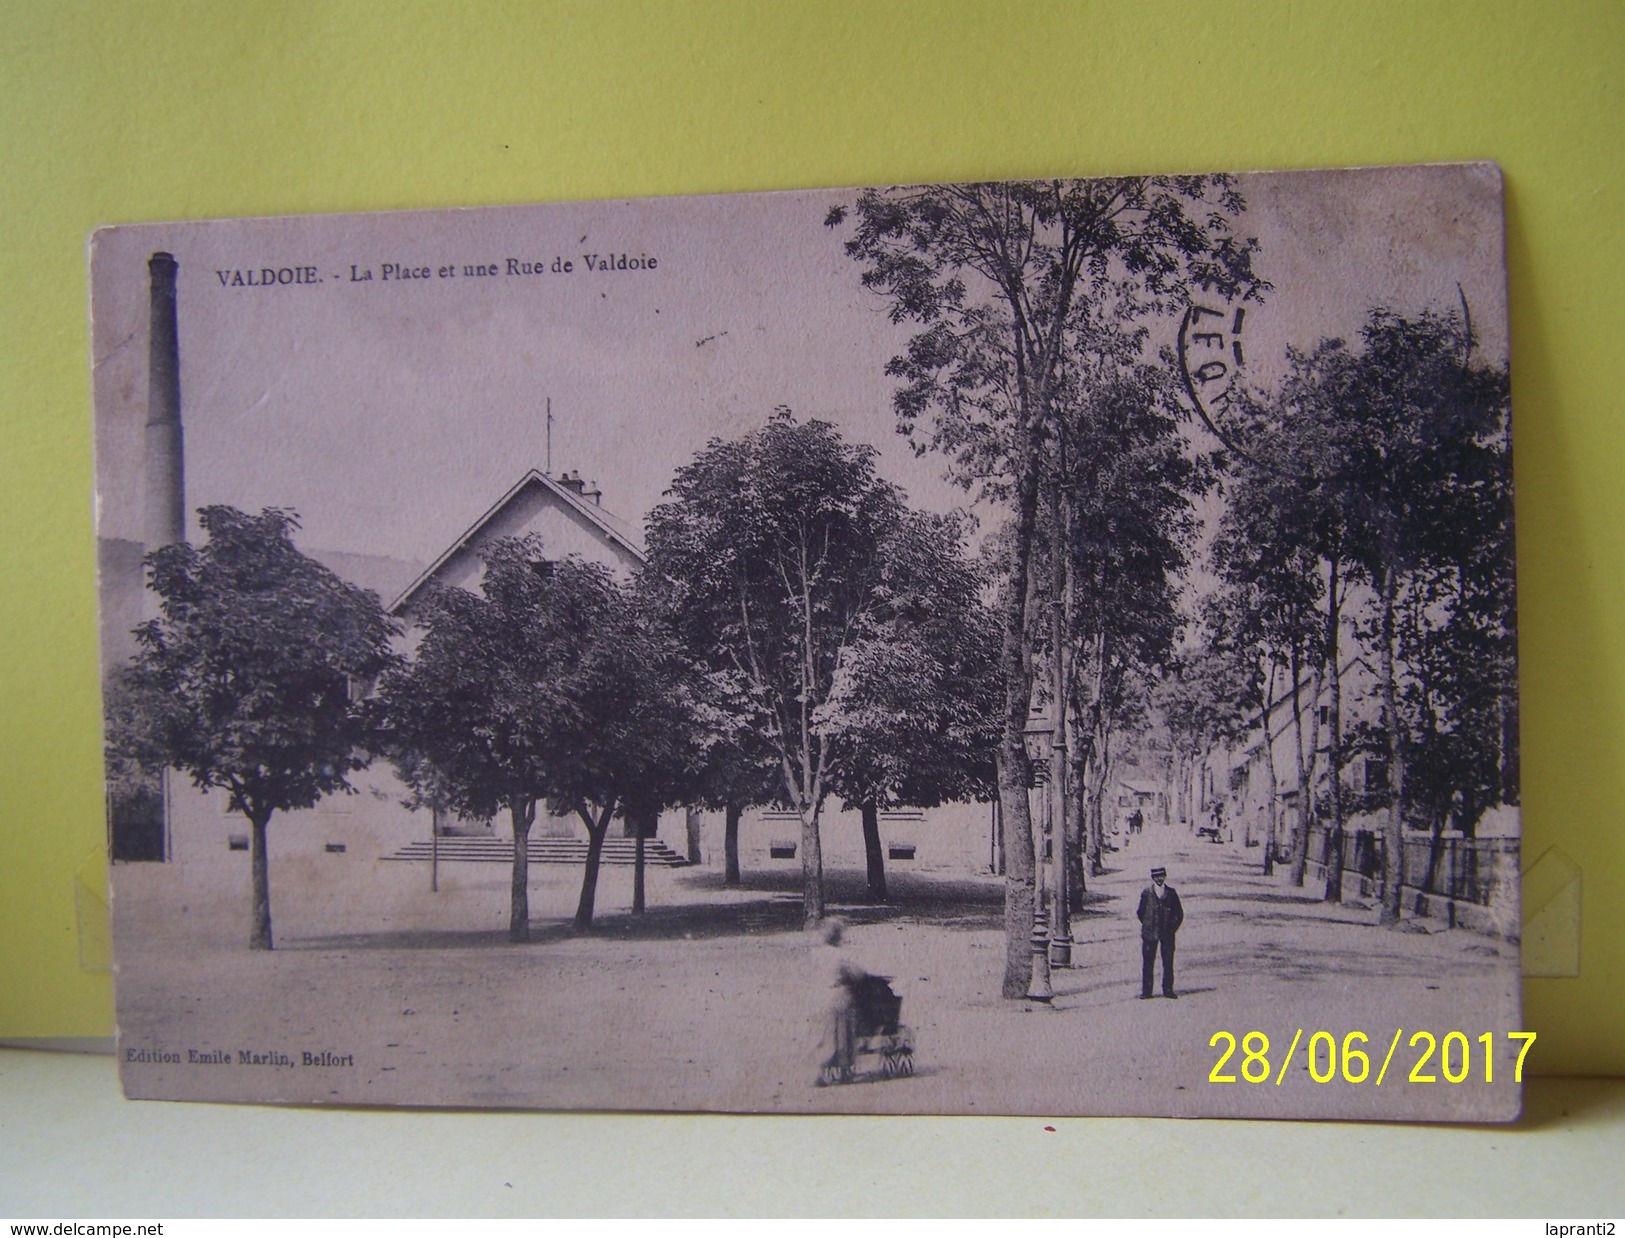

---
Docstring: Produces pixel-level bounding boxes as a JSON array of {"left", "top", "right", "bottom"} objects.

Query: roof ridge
[{"left": 387, "top": 470, "right": 646, "bottom": 615}]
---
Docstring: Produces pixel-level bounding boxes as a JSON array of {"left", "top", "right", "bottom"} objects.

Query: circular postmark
[{"left": 1177, "top": 301, "right": 1249, "bottom": 453}]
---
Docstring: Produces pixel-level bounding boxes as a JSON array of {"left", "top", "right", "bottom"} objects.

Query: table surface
[{"left": 2, "top": 1047, "right": 1622, "bottom": 1218}]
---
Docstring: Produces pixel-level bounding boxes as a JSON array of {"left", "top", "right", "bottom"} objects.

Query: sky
[{"left": 91, "top": 163, "right": 1508, "bottom": 572}]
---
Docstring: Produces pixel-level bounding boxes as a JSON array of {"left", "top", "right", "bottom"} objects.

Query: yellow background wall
[{"left": 2, "top": 0, "right": 1620, "bottom": 1075}]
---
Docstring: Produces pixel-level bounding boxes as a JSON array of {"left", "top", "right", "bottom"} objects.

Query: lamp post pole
[
  {"left": 1050, "top": 409, "right": 1078, "bottom": 968},
  {"left": 1050, "top": 514, "right": 1073, "bottom": 968},
  {"left": 1023, "top": 712, "right": 1055, "bottom": 1003}
]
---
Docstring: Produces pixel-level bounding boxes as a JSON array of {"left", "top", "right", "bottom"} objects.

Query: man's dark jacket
[{"left": 1136, "top": 884, "right": 1184, "bottom": 941}]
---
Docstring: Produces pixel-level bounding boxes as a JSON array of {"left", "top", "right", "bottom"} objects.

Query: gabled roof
[
  {"left": 388, "top": 470, "right": 647, "bottom": 616},
  {"left": 1114, "top": 780, "right": 1162, "bottom": 797}
]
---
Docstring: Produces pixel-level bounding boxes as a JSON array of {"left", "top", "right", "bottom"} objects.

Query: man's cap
[{"left": 1150, "top": 867, "right": 1167, "bottom": 879}]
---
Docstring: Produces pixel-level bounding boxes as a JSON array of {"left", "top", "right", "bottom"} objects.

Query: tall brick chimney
[{"left": 144, "top": 252, "right": 184, "bottom": 549}]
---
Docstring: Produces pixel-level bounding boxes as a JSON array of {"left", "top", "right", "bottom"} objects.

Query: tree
[
  {"left": 108, "top": 506, "right": 398, "bottom": 950},
  {"left": 829, "top": 177, "right": 1263, "bottom": 996},
  {"left": 684, "top": 703, "right": 781, "bottom": 887},
  {"left": 1235, "top": 308, "right": 1511, "bottom": 913},
  {"left": 1394, "top": 371, "right": 1516, "bottom": 865},
  {"left": 592, "top": 588, "right": 714, "bottom": 923},
  {"left": 1208, "top": 433, "right": 1326, "bottom": 878},
  {"left": 1221, "top": 346, "right": 1362, "bottom": 900},
  {"left": 382, "top": 538, "right": 603, "bottom": 942},
  {"left": 383, "top": 537, "right": 702, "bottom": 939},
  {"left": 1151, "top": 647, "right": 1252, "bottom": 836},
  {"left": 1213, "top": 303, "right": 1511, "bottom": 914},
  {"left": 816, "top": 509, "right": 1001, "bottom": 901},
  {"left": 1049, "top": 344, "right": 1206, "bottom": 879},
  {"left": 1324, "top": 308, "right": 1510, "bottom": 922},
  {"left": 633, "top": 615, "right": 786, "bottom": 889},
  {"left": 645, "top": 412, "right": 920, "bottom": 926}
]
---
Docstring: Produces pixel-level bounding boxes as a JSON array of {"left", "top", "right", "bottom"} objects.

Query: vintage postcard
[{"left": 94, "top": 164, "right": 1523, "bottom": 1119}]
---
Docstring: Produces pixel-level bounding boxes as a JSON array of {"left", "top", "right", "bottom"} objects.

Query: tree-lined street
[
  {"left": 99, "top": 169, "right": 1521, "bottom": 1119},
  {"left": 109, "top": 817, "right": 1519, "bottom": 1118}
]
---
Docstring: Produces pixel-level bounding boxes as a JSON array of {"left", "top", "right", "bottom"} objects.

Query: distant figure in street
[
  {"left": 1129, "top": 807, "right": 1144, "bottom": 836},
  {"left": 1137, "top": 865, "right": 1184, "bottom": 999},
  {"left": 812, "top": 916, "right": 868, "bottom": 1085}
]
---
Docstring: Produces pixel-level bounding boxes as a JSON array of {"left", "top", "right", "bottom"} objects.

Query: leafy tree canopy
[
  {"left": 816, "top": 508, "right": 1001, "bottom": 812},
  {"left": 645, "top": 412, "right": 907, "bottom": 811},
  {"left": 114, "top": 505, "right": 399, "bottom": 825},
  {"left": 383, "top": 535, "right": 707, "bottom": 935}
]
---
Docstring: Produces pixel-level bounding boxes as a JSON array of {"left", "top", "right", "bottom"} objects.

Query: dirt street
[{"left": 110, "top": 818, "right": 1522, "bottom": 1120}]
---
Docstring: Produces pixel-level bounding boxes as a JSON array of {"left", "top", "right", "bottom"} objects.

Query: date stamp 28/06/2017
[{"left": 1208, "top": 1030, "right": 1537, "bottom": 1087}]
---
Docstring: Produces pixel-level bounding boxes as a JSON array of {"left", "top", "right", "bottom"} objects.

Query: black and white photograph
[{"left": 92, "top": 163, "right": 1521, "bottom": 1120}]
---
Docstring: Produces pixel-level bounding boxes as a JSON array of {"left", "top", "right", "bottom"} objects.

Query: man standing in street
[{"left": 1137, "top": 865, "right": 1184, "bottom": 999}]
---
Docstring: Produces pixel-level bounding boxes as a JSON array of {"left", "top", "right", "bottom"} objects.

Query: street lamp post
[
  {"left": 1047, "top": 415, "right": 1075, "bottom": 970},
  {"left": 1022, "top": 711, "right": 1056, "bottom": 1003},
  {"left": 1049, "top": 583, "right": 1073, "bottom": 969}
]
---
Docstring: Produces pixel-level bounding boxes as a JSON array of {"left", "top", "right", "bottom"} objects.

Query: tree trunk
[
  {"left": 1082, "top": 632, "right": 1109, "bottom": 877},
  {"left": 995, "top": 445, "right": 1043, "bottom": 998},
  {"left": 1289, "top": 645, "right": 1323, "bottom": 888},
  {"left": 1261, "top": 658, "right": 1279, "bottom": 877},
  {"left": 1179, "top": 750, "right": 1191, "bottom": 827},
  {"left": 724, "top": 802, "right": 742, "bottom": 885},
  {"left": 1087, "top": 731, "right": 1111, "bottom": 877},
  {"left": 1262, "top": 733, "right": 1279, "bottom": 876},
  {"left": 248, "top": 809, "right": 274, "bottom": 951},
  {"left": 1065, "top": 755, "right": 1087, "bottom": 909},
  {"left": 1287, "top": 645, "right": 1308, "bottom": 885},
  {"left": 573, "top": 804, "right": 613, "bottom": 930},
  {"left": 633, "top": 822, "right": 647, "bottom": 916},
  {"left": 1323, "top": 558, "right": 1347, "bottom": 905},
  {"left": 860, "top": 800, "right": 887, "bottom": 903},
  {"left": 430, "top": 799, "right": 441, "bottom": 894},
  {"left": 799, "top": 797, "right": 825, "bottom": 928},
  {"left": 509, "top": 798, "right": 536, "bottom": 943},
  {"left": 1377, "top": 562, "right": 1407, "bottom": 925},
  {"left": 1178, "top": 749, "right": 1193, "bottom": 827},
  {"left": 1421, "top": 815, "right": 1446, "bottom": 911},
  {"left": 685, "top": 806, "right": 703, "bottom": 865},
  {"left": 1197, "top": 746, "right": 1210, "bottom": 828},
  {"left": 997, "top": 744, "right": 1037, "bottom": 998},
  {"left": 1049, "top": 471, "right": 1072, "bottom": 950},
  {"left": 1190, "top": 749, "right": 1202, "bottom": 828}
]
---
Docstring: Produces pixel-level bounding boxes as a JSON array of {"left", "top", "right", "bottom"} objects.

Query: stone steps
[{"left": 383, "top": 836, "right": 691, "bottom": 867}]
